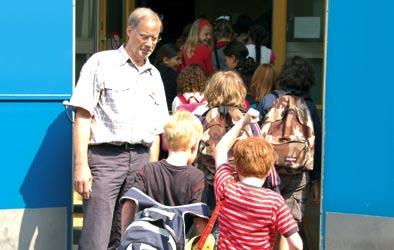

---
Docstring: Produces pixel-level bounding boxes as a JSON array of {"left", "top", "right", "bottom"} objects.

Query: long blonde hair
[
  {"left": 250, "top": 64, "right": 276, "bottom": 101},
  {"left": 182, "top": 18, "right": 213, "bottom": 58}
]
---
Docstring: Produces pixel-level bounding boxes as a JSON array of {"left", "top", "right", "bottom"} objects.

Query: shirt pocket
[{"left": 102, "top": 81, "right": 132, "bottom": 115}]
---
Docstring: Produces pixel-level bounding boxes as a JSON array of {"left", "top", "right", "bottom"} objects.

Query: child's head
[
  {"left": 154, "top": 43, "right": 181, "bottom": 70},
  {"left": 183, "top": 18, "right": 213, "bottom": 56},
  {"left": 194, "top": 18, "right": 213, "bottom": 46},
  {"left": 233, "top": 14, "right": 252, "bottom": 35},
  {"left": 223, "top": 40, "right": 249, "bottom": 70},
  {"left": 233, "top": 137, "right": 275, "bottom": 178},
  {"left": 163, "top": 110, "right": 203, "bottom": 161},
  {"left": 249, "top": 23, "right": 269, "bottom": 46},
  {"left": 212, "top": 18, "right": 235, "bottom": 42},
  {"left": 250, "top": 63, "right": 277, "bottom": 101},
  {"left": 277, "top": 56, "right": 315, "bottom": 94},
  {"left": 177, "top": 65, "right": 207, "bottom": 93},
  {"left": 204, "top": 71, "right": 246, "bottom": 109}
]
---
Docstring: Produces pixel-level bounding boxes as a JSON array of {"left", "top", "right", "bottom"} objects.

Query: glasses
[{"left": 136, "top": 32, "right": 161, "bottom": 44}]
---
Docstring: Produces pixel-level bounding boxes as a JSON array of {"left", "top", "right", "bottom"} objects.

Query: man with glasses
[{"left": 69, "top": 7, "right": 168, "bottom": 250}]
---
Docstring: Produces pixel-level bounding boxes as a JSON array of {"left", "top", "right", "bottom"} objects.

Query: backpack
[
  {"left": 260, "top": 93, "right": 315, "bottom": 174},
  {"left": 119, "top": 188, "right": 210, "bottom": 250},
  {"left": 176, "top": 94, "right": 207, "bottom": 116},
  {"left": 195, "top": 106, "right": 281, "bottom": 186},
  {"left": 194, "top": 106, "right": 254, "bottom": 186}
]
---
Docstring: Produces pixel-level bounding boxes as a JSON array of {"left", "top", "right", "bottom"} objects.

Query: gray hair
[{"left": 127, "top": 7, "right": 162, "bottom": 31}]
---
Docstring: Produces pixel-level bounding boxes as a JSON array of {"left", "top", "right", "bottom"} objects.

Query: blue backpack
[{"left": 119, "top": 188, "right": 210, "bottom": 250}]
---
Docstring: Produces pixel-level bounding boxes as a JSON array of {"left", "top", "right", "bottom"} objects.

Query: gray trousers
[
  {"left": 279, "top": 172, "right": 310, "bottom": 223},
  {"left": 78, "top": 144, "right": 150, "bottom": 250}
]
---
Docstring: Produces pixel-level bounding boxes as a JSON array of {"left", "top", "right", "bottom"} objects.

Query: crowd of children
[{"left": 121, "top": 14, "right": 321, "bottom": 250}]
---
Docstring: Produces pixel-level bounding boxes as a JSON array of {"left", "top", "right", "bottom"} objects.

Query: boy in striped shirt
[{"left": 214, "top": 108, "right": 303, "bottom": 250}]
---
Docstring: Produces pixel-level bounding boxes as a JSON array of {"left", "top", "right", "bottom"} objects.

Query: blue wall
[
  {"left": 323, "top": 1, "right": 394, "bottom": 247},
  {"left": 0, "top": 0, "right": 73, "bottom": 249},
  {"left": 0, "top": 1, "right": 72, "bottom": 95},
  {"left": 324, "top": 0, "right": 394, "bottom": 217}
]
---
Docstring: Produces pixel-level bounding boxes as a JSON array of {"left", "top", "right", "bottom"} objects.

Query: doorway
[{"left": 73, "top": 1, "right": 326, "bottom": 248}]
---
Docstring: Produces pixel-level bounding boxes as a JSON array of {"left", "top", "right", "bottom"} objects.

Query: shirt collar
[{"left": 117, "top": 45, "right": 153, "bottom": 73}]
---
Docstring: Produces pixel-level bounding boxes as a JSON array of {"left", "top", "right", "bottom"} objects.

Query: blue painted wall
[
  {"left": 324, "top": 0, "right": 394, "bottom": 242},
  {"left": 324, "top": 0, "right": 394, "bottom": 217},
  {"left": 0, "top": 0, "right": 72, "bottom": 249},
  {"left": 0, "top": 1, "right": 72, "bottom": 95},
  {"left": 0, "top": 102, "right": 72, "bottom": 209}
]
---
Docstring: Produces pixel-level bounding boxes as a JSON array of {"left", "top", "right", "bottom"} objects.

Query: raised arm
[{"left": 215, "top": 108, "right": 260, "bottom": 168}]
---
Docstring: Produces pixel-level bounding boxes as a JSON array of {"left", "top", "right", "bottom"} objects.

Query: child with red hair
[{"left": 214, "top": 109, "right": 303, "bottom": 250}]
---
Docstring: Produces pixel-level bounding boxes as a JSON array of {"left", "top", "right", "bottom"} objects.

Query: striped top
[{"left": 214, "top": 164, "right": 298, "bottom": 250}]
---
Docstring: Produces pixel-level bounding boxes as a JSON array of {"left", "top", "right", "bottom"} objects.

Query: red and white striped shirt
[{"left": 214, "top": 164, "right": 298, "bottom": 250}]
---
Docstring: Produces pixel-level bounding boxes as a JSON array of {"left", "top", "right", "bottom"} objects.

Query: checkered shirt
[{"left": 69, "top": 46, "right": 169, "bottom": 145}]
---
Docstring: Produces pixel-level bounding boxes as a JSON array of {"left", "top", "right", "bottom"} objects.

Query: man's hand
[{"left": 74, "top": 163, "right": 92, "bottom": 199}]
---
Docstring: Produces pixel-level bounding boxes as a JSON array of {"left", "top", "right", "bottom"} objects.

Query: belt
[{"left": 92, "top": 143, "right": 147, "bottom": 151}]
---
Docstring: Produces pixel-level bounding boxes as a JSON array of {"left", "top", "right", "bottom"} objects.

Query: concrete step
[{"left": 73, "top": 191, "right": 83, "bottom": 247}]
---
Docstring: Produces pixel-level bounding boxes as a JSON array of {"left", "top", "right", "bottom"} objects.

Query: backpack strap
[
  {"left": 120, "top": 188, "right": 159, "bottom": 211},
  {"left": 214, "top": 47, "right": 221, "bottom": 69},
  {"left": 256, "top": 91, "right": 282, "bottom": 121},
  {"left": 188, "top": 95, "right": 205, "bottom": 104},
  {"left": 178, "top": 94, "right": 189, "bottom": 104},
  {"left": 197, "top": 178, "right": 234, "bottom": 250}
]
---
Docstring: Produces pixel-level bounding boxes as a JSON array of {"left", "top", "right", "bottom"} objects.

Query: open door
[{"left": 273, "top": 0, "right": 326, "bottom": 249}]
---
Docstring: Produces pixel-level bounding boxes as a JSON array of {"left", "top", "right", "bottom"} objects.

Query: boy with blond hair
[
  {"left": 214, "top": 108, "right": 303, "bottom": 250},
  {"left": 120, "top": 110, "right": 207, "bottom": 236}
]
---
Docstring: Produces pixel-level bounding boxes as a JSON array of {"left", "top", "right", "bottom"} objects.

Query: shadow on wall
[{"left": 18, "top": 111, "right": 72, "bottom": 250}]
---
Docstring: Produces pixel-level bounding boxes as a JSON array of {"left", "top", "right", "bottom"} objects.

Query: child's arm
[
  {"left": 120, "top": 200, "right": 136, "bottom": 239},
  {"left": 193, "top": 217, "right": 208, "bottom": 235},
  {"left": 286, "top": 232, "right": 303, "bottom": 250},
  {"left": 149, "top": 134, "right": 161, "bottom": 162},
  {"left": 215, "top": 108, "right": 260, "bottom": 168}
]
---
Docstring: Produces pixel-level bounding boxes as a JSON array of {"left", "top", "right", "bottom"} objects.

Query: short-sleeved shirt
[
  {"left": 245, "top": 44, "right": 276, "bottom": 64},
  {"left": 69, "top": 45, "right": 169, "bottom": 145},
  {"left": 133, "top": 160, "right": 206, "bottom": 206},
  {"left": 214, "top": 164, "right": 298, "bottom": 250}
]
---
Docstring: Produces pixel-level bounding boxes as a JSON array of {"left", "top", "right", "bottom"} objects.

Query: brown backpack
[
  {"left": 195, "top": 106, "right": 254, "bottom": 185},
  {"left": 261, "top": 94, "right": 315, "bottom": 174}
]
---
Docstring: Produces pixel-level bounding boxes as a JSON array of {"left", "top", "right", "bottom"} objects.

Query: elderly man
[{"left": 69, "top": 7, "right": 168, "bottom": 250}]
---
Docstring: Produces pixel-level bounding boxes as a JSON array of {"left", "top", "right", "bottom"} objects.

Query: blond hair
[
  {"left": 164, "top": 111, "right": 203, "bottom": 151},
  {"left": 182, "top": 18, "right": 213, "bottom": 58},
  {"left": 204, "top": 71, "right": 246, "bottom": 108},
  {"left": 233, "top": 137, "right": 276, "bottom": 178},
  {"left": 250, "top": 64, "right": 276, "bottom": 101},
  {"left": 128, "top": 7, "right": 162, "bottom": 32}
]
